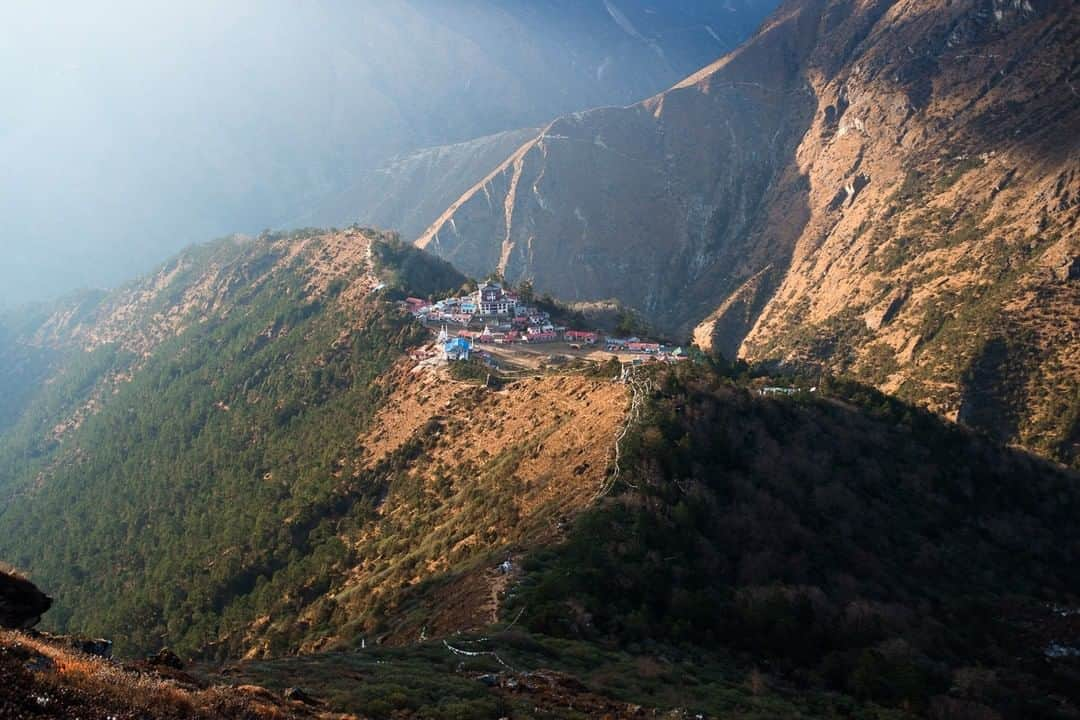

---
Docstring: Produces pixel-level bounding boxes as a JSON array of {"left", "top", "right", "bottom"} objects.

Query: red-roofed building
[{"left": 565, "top": 331, "right": 599, "bottom": 345}]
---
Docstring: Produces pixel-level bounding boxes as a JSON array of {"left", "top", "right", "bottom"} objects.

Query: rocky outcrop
[
  {"left": 1056, "top": 255, "right": 1080, "bottom": 282},
  {"left": 147, "top": 647, "right": 185, "bottom": 670},
  {"left": 0, "top": 570, "right": 51, "bottom": 630}
]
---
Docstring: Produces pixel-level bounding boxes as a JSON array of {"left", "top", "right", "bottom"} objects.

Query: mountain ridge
[
  {"left": 0, "top": 3, "right": 1077, "bottom": 716},
  {"left": 413, "top": 0, "right": 1080, "bottom": 465},
  {"left": 0, "top": 227, "right": 1078, "bottom": 717}
]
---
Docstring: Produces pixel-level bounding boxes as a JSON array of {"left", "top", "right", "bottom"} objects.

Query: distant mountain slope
[
  {"left": 416, "top": 0, "right": 1080, "bottom": 465},
  {"left": 0, "top": 0, "right": 779, "bottom": 306},
  {"left": 416, "top": 0, "right": 821, "bottom": 316},
  {"left": 288, "top": 128, "right": 540, "bottom": 239},
  {"left": 284, "top": 0, "right": 784, "bottom": 244}
]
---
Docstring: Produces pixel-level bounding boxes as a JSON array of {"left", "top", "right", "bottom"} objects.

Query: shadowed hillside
[{"left": 511, "top": 364, "right": 1080, "bottom": 715}]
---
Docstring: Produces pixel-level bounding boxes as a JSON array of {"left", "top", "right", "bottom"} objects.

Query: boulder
[
  {"left": 37, "top": 632, "right": 114, "bottom": 659},
  {"left": 0, "top": 570, "right": 52, "bottom": 630},
  {"left": 23, "top": 652, "right": 56, "bottom": 674},
  {"left": 73, "top": 638, "right": 113, "bottom": 659},
  {"left": 1055, "top": 255, "right": 1079, "bottom": 282},
  {"left": 147, "top": 647, "right": 185, "bottom": 669},
  {"left": 283, "top": 686, "right": 321, "bottom": 706}
]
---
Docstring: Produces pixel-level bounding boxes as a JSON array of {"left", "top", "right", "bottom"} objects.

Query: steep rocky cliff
[
  {"left": 726, "top": 0, "right": 1080, "bottom": 465},
  {"left": 417, "top": 0, "right": 1080, "bottom": 463}
]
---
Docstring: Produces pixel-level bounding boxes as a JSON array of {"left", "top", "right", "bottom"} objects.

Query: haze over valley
[
  {"left": 0, "top": 0, "right": 775, "bottom": 306},
  {"left": 1, "top": 2, "right": 1078, "bottom": 719}
]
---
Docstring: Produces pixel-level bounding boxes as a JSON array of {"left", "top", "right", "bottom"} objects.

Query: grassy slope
[
  {"left": 0, "top": 629, "right": 326, "bottom": 720},
  {"left": 228, "top": 364, "right": 1079, "bottom": 719}
]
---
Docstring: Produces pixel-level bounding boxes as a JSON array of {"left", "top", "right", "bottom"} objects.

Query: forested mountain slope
[
  {"left": 0, "top": 229, "right": 470, "bottom": 655},
  {"left": 509, "top": 364, "right": 1080, "bottom": 716},
  {"left": 0, "top": 229, "right": 634, "bottom": 665},
  {"left": 0, "top": 231, "right": 1077, "bottom": 717},
  {"left": 416, "top": 0, "right": 1080, "bottom": 465}
]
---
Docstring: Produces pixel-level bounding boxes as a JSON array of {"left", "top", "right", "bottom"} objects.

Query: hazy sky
[
  {"left": 0, "top": 0, "right": 774, "bottom": 309},
  {"left": 1, "top": 2, "right": 284, "bottom": 304}
]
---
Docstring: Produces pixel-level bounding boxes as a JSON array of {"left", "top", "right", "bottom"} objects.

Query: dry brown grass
[
  {"left": 245, "top": 364, "right": 630, "bottom": 655},
  {"left": 0, "top": 630, "right": 355, "bottom": 719}
]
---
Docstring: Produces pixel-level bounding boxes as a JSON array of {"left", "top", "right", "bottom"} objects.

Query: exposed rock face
[
  {"left": 0, "top": 571, "right": 51, "bottom": 630},
  {"left": 1057, "top": 255, "right": 1080, "bottom": 282},
  {"left": 418, "top": 0, "right": 1080, "bottom": 463}
]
